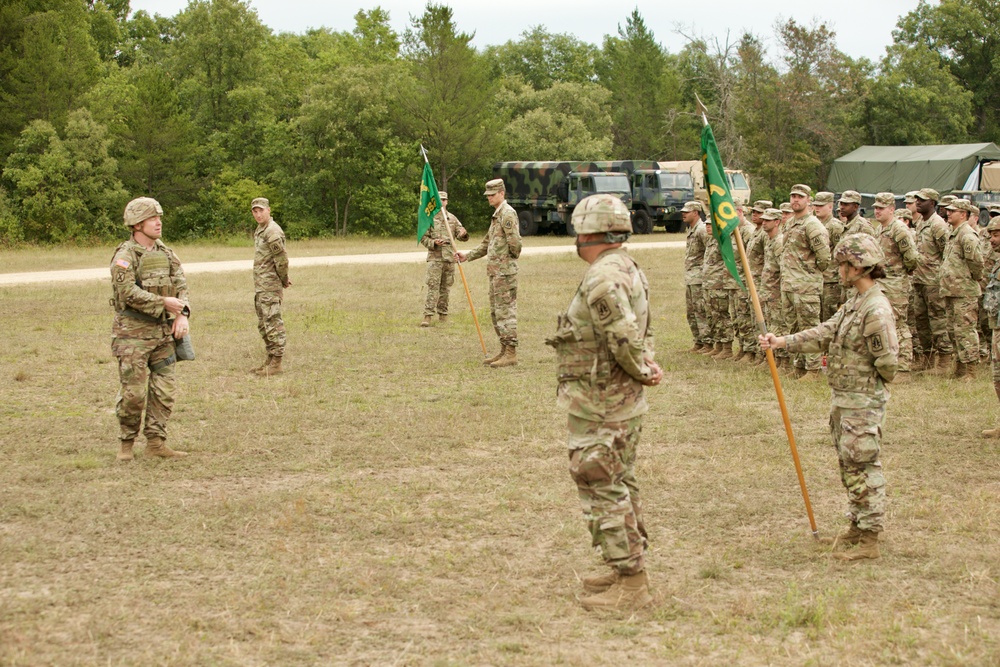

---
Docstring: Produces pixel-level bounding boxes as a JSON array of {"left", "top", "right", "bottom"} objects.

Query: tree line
[{"left": 0, "top": 0, "right": 995, "bottom": 245}]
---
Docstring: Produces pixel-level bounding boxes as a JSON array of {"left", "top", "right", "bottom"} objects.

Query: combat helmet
[
  {"left": 572, "top": 193, "right": 632, "bottom": 240},
  {"left": 123, "top": 197, "right": 163, "bottom": 228},
  {"left": 833, "top": 233, "right": 885, "bottom": 269}
]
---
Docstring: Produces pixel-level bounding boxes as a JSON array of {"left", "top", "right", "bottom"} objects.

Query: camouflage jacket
[
  {"left": 684, "top": 219, "right": 708, "bottom": 285},
  {"left": 779, "top": 213, "right": 830, "bottom": 294},
  {"left": 547, "top": 248, "right": 654, "bottom": 423},
  {"left": 701, "top": 228, "right": 741, "bottom": 290},
  {"left": 110, "top": 238, "right": 190, "bottom": 339},
  {"left": 784, "top": 283, "right": 898, "bottom": 409},
  {"left": 759, "top": 232, "right": 784, "bottom": 304},
  {"left": 877, "top": 219, "right": 920, "bottom": 279},
  {"left": 939, "top": 222, "right": 984, "bottom": 297},
  {"left": 978, "top": 227, "right": 994, "bottom": 291},
  {"left": 745, "top": 225, "right": 767, "bottom": 280},
  {"left": 843, "top": 213, "right": 877, "bottom": 238},
  {"left": 985, "top": 255, "right": 1000, "bottom": 330},
  {"left": 818, "top": 214, "right": 845, "bottom": 284},
  {"left": 912, "top": 212, "right": 950, "bottom": 285},
  {"left": 253, "top": 219, "right": 289, "bottom": 292},
  {"left": 465, "top": 200, "right": 521, "bottom": 276},
  {"left": 420, "top": 211, "right": 468, "bottom": 263}
]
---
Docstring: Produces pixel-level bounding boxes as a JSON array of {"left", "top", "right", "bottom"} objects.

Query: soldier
[
  {"left": 742, "top": 200, "right": 773, "bottom": 363},
  {"left": 872, "top": 193, "right": 919, "bottom": 381},
  {"left": 938, "top": 194, "right": 957, "bottom": 220},
  {"left": 779, "top": 202, "right": 793, "bottom": 228},
  {"left": 904, "top": 191, "right": 922, "bottom": 225},
  {"left": 779, "top": 184, "right": 831, "bottom": 378},
  {"left": 939, "top": 198, "right": 984, "bottom": 380},
  {"left": 758, "top": 208, "right": 787, "bottom": 366},
  {"left": 419, "top": 191, "right": 469, "bottom": 327},
  {"left": 682, "top": 201, "right": 711, "bottom": 353},
  {"left": 976, "top": 206, "right": 994, "bottom": 363},
  {"left": 839, "top": 191, "right": 878, "bottom": 237},
  {"left": 731, "top": 203, "right": 758, "bottom": 361},
  {"left": 250, "top": 198, "right": 290, "bottom": 376},
  {"left": 815, "top": 191, "right": 846, "bottom": 321},
  {"left": 980, "top": 216, "right": 1000, "bottom": 438},
  {"left": 110, "top": 197, "right": 191, "bottom": 461},
  {"left": 546, "top": 194, "right": 662, "bottom": 611},
  {"left": 701, "top": 211, "right": 738, "bottom": 359},
  {"left": 456, "top": 178, "right": 522, "bottom": 368},
  {"left": 760, "top": 234, "right": 898, "bottom": 561},
  {"left": 911, "top": 188, "right": 952, "bottom": 372}
]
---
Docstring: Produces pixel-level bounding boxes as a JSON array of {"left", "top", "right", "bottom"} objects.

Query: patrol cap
[
  {"left": 986, "top": 216, "right": 1000, "bottom": 232},
  {"left": 681, "top": 200, "right": 705, "bottom": 213},
  {"left": 895, "top": 208, "right": 912, "bottom": 221},
  {"left": 732, "top": 196, "right": 745, "bottom": 207},
  {"left": 751, "top": 199, "right": 773, "bottom": 212},
  {"left": 761, "top": 208, "right": 781, "bottom": 221},
  {"left": 904, "top": 191, "right": 919, "bottom": 203},
  {"left": 483, "top": 178, "right": 505, "bottom": 195},
  {"left": 915, "top": 188, "right": 940, "bottom": 202},
  {"left": 779, "top": 202, "right": 793, "bottom": 213},
  {"left": 251, "top": 197, "right": 269, "bottom": 210},
  {"left": 790, "top": 183, "right": 812, "bottom": 198},
  {"left": 123, "top": 197, "right": 163, "bottom": 228},
  {"left": 438, "top": 191, "right": 448, "bottom": 201},
  {"left": 946, "top": 198, "right": 974, "bottom": 213},
  {"left": 873, "top": 192, "right": 895, "bottom": 208},
  {"left": 939, "top": 194, "right": 956, "bottom": 205},
  {"left": 838, "top": 190, "right": 862, "bottom": 204},
  {"left": 813, "top": 192, "right": 834, "bottom": 205},
  {"left": 988, "top": 205, "right": 1000, "bottom": 215}
]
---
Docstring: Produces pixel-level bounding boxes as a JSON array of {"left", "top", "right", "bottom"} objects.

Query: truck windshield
[
  {"left": 592, "top": 174, "right": 630, "bottom": 193},
  {"left": 658, "top": 172, "right": 693, "bottom": 189},
  {"left": 728, "top": 172, "right": 749, "bottom": 190}
]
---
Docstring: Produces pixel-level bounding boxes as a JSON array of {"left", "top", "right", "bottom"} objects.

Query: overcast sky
[{"left": 129, "top": 0, "right": 922, "bottom": 63}]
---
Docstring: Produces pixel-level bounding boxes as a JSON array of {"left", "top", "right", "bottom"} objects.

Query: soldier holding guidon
[
  {"left": 419, "top": 190, "right": 468, "bottom": 327},
  {"left": 251, "top": 198, "right": 291, "bottom": 376}
]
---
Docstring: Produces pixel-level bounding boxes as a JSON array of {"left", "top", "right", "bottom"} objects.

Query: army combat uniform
[
  {"left": 817, "top": 201, "right": 846, "bottom": 322},
  {"left": 465, "top": 192, "right": 521, "bottom": 351},
  {"left": 254, "top": 213, "right": 290, "bottom": 363},
  {"left": 780, "top": 206, "right": 831, "bottom": 372},
  {"left": 701, "top": 224, "right": 740, "bottom": 357},
  {"left": 420, "top": 207, "right": 468, "bottom": 319},
  {"left": 874, "top": 195, "right": 920, "bottom": 373},
  {"left": 911, "top": 210, "right": 951, "bottom": 365},
  {"left": 939, "top": 207, "right": 983, "bottom": 373},
  {"left": 684, "top": 215, "right": 710, "bottom": 348}
]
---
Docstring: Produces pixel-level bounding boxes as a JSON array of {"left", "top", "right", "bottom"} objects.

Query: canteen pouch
[{"left": 174, "top": 333, "right": 196, "bottom": 361}]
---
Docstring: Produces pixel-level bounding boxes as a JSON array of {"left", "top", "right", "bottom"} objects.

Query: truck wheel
[
  {"left": 664, "top": 212, "right": 684, "bottom": 233},
  {"left": 518, "top": 210, "right": 538, "bottom": 236},
  {"left": 632, "top": 209, "right": 652, "bottom": 234}
]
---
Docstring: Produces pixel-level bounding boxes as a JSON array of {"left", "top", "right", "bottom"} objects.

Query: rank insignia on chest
[{"left": 870, "top": 333, "right": 883, "bottom": 352}]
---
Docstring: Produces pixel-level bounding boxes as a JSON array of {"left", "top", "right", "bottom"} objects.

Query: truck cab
[
  {"left": 558, "top": 171, "right": 632, "bottom": 235},
  {"left": 631, "top": 169, "right": 695, "bottom": 233}
]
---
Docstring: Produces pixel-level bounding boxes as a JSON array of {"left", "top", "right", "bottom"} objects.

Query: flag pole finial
[
  {"left": 420, "top": 144, "right": 429, "bottom": 164},
  {"left": 695, "top": 93, "right": 709, "bottom": 127}
]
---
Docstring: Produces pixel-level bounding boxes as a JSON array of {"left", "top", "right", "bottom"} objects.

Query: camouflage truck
[
  {"left": 494, "top": 161, "right": 655, "bottom": 236},
  {"left": 630, "top": 168, "right": 695, "bottom": 233},
  {"left": 657, "top": 160, "right": 752, "bottom": 211}
]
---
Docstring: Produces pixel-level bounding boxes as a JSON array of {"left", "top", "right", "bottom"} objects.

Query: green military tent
[{"left": 827, "top": 143, "right": 1000, "bottom": 194}]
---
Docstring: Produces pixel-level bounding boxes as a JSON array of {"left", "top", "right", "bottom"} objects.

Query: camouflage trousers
[
  {"left": 112, "top": 335, "right": 177, "bottom": 442},
  {"left": 821, "top": 282, "right": 845, "bottom": 323},
  {"left": 881, "top": 279, "right": 913, "bottom": 372},
  {"left": 761, "top": 292, "right": 789, "bottom": 361},
  {"left": 979, "top": 295, "right": 992, "bottom": 360},
  {"left": 733, "top": 287, "right": 757, "bottom": 353},
  {"left": 782, "top": 290, "right": 822, "bottom": 370},
  {"left": 685, "top": 284, "right": 710, "bottom": 345},
  {"left": 945, "top": 295, "right": 980, "bottom": 364},
  {"left": 704, "top": 288, "right": 733, "bottom": 345},
  {"left": 488, "top": 272, "right": 518, "bottom": 347},
  {"left": 830, "top": 403, "right": 887, "bottom": 533},
  {"left": 423, "top": 260, "right": 456, "bottom": 317},
  {"left": 992, "top": 323, "right": 1000, "bottom": 382},
  {"left": 912, "top": 282, "right": 951, "bottom": 355},
  {"left": 255, "top": 290, "right": 286, "bottom": 357},
  {"left": 567, "top": 414, "right": 647, "bottom": 576}
]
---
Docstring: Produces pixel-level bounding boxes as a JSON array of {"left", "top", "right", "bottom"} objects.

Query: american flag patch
[{"left": 115, "top": 258, "right": 130, "bottom": 269}]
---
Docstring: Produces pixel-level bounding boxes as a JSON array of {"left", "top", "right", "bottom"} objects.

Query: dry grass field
[{"left": 1, "top": 236, "right": 998, "bottom": 666}]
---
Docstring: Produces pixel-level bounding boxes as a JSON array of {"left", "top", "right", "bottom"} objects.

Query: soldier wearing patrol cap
[
  {"left": 839, "top": 190, "right": 878, "bottom": 238},
  {"left": 912, "top": 188, "right": 952, "bottom": 371},
  {"left": 682, "top": 201, "right": 711, "bottom": 352},
  {"left": 758, "top": 208, "right": 788, "bottom": 366},
  {"left": 109, "top": 197, "right": 191, "bottom": 461},
  {"left": 456, "top": 178, "right": 522, "bottom": 367},
  {"left": 938, "top": 194, "right": 957, "bottom": 219},
  {"left": 872, "top": 193, "right": 920, "bottom": 380},
  {"left": 546, "top": 193, "right": 662, "bottom": 611},
  {"left": 940, "top": 198, "right": 984, "bottom": 379},
  {"left": 419, "top": 191, "right": 468, "bottom": 328},
  {"left": 250, "top": 197, "right": 291, "bottom": 376},
  {"left": 760, "top": 233, "right": 898, "bottom": 561},
  {"left": 904, "top": 191, "right": 922, "bottom": 224},
  {"left": 815, "top": 191, "right": 846, "bottom": 321},
  {"left": 980, "top": 216, "right": 1000, "bottom": 438}
]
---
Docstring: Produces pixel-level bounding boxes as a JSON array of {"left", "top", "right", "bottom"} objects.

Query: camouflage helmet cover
[
  {"left": 572, "top": 193, "right": 632, "bottom": 234},
  {"left": 123, "top": 197, "right": 163, "bottom": 228},
  {"left": 834, "top": 232, "right": 885, "bottom": 269}
]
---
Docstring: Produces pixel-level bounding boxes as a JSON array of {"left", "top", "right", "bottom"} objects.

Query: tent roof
[{"left": 827, "top": 143, "right": 1000, "bottom": 193}]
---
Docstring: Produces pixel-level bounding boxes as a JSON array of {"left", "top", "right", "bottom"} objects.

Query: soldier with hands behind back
[{"left": 251, "top": 198, "right": 290, "bottom": 376}]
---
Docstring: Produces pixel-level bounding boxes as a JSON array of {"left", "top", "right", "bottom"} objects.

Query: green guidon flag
[
  {"left": 700, "top": 123, "right": 745, "bottom": 290},
  {"left": 417, "top": 162, "right": 442, "bottom": 243}
]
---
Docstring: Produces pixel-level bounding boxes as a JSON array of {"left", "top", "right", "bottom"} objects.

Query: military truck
[
  {"left": 494, "top": 160, "right": 655, "bottom": 236},
  {"left": 630, "top": 168, "right": 695, "bottom": 233},
  {"left": 657, "top": 160, "right": 752, "bottom": 211}
]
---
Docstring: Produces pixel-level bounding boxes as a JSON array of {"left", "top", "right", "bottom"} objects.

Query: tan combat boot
[
  {"left": 255, "top": 356, "right": 283, "bottom": 376},
  {"left": 687, "top": 343, "right": 701, "bottom": 353},
  {"left": 714, "top": 345, "right": 734, "bottom": 361},
  {"left": 483, "top": 346, "right": 505, "bottom": 365},
  {"left": 957, "top": 361, "right": 978, "bottom": 381},
  {"left": 438, "top": 314, "right": 448, "bottom": 323},
  {"left": 934, "top": 353, "right": 954, "bottom": 375},
  {"left": 893, "top": 370, "right": 911, "bottom": 384},
  {"left": 697, "top": 343, "right": 716, "bottom": 355},
  {"left": 911, "top": 353, "right": 929, "bottom": 372},
  {"left": 490, "top": 346, "right": 518, "bottom": 368},
  {"left": 754, "top": 352, "right": 768, "bottom": 366},
  {"left": 798, "top": 369, "right": 822, "bottom": 381},
  {"left": 117, "top": 439, "right": 135, "bottom": 462},
  {"left": 580, "top": 570, "right": 652, "bottom": 611},
  {"left": 833, "top": 530, "right": 880, "bottom": 561},
  {"left": 581, "top": 570, "right": 619, "bottom": 594},
  {"left": 250, "top": 355, "right": 271, "bottom": 373},
  {"left": 419, "top": 315, "right": 433, "bottom": 328},
  {"left": 706, "top": 342, "right": 725, "bottom": 357},
  {"left": 731, "top": 349, "right": 747, "bottom": 362},
  {"left": 145, "top": 436, "right": 187, "bottom": 458},
  {"left": 818, "top": 522, "right": 862, "bottom": 548}
]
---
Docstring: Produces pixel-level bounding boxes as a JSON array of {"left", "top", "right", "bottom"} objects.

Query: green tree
[{"left": 487, "top": 26, "right": 598, "bottom": 90}]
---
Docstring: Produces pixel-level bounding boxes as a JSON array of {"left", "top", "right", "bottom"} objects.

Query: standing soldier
[
  {"left": 701, "top": 214, "right": 738, "bottom": 359},
  {"left": 759, "top": 234, "right": 898, "bottom": 561},
  {"left": 456, "top": 178, "right": 521, "bottom": 368},
  {"left": 779, "top": 202, "right": 794, "bottom": 229},
  {"left": 419, "top": 191, "right": 468, "bottom": 327},
  {"left": 872, "top": 193, "right": 920, "bottom": 381},
  {"left": 980, "top": 216, "right": 1000, "bottom": 438},
  {"left": 976, "top": 205, "right": 994, "bottom": 363},
  {"left": 546, "top": 194, "right": 662, "bottom": 611},
  {"left": 758, "top": 208, "right": 787, "bottom": 366},
  {"left": 939, "top": 198, "right": 984, "bottom": 379},
  {"left": 110, "top": 197, "right": 191, "bottom": 461},
  {"left": 682, "top": 201, "right": 711, "bottom": 352},
  {"left": 779, "top": 184, "right": 831, "bottom": 379},
  {"left": 251, "top": 198, "right": 290, "bottom": 376},
  {"left": 839, "top": 191, "right": 878, "bottom": 237},
  {"left": 912, "top": 188, "right": 952, "bottom": 372},
  {"left": 734, "top": 201, "right": 766, "bottom": 362},
  {"left": 815, "top": 192, "right": 845, "bottom": 321}
]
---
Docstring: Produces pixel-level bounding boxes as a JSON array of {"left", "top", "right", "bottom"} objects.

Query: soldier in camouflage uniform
[
  {"left": 701, "top": 215, "right": 739, "bottom": 359},
  {"left": 251, "top": 198, "right": 291, "bottom": 376},
  {"left": 456, "top": 178, "right": 521, "bottom": 368},
  {"left": 872, "top": 193, "right": 920, "bottom": 380},
  {"left": 779, "top": 202, "right": 793, "bottom": 229},
  {"left": 758, "top": 208, "right": 788, "bottom": 366},
  {"left": 779, "top": 184, "right": 831, "bottom": 378},
  {"left": 682, "top": 201, "right": 711, "bottom": 352},
  {"left": 419, "top": 191, "right": 468, "bottom": 327},
  {"left": 546, "top": 193, "right": 662, "bottom": 611},
  {"left": 911, "top": 188, "right": 952, "bottom": 371},
  {"left": 976, "top": 208, "right": 993, "bottom": 362},
  {"left": 815, "top": 192, "right": 845, "bottom": 322},
  {"left": 110, "top": 197, "right": 191, "bottom": 461},
  {"left": 939, "top": 198, "right": 984, "bottom": 379},
  {"left": 980, "top": 216, "right": 1000, "bottom": 438},
  {"left": 760, "top": 233, "right": 898, "bottom": 561},
  {"left": 735, "top": 202, "right": 768, "bottom": 362},
  {"left": 839, "top": 190, "right": 878, "bottom": 237}
]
